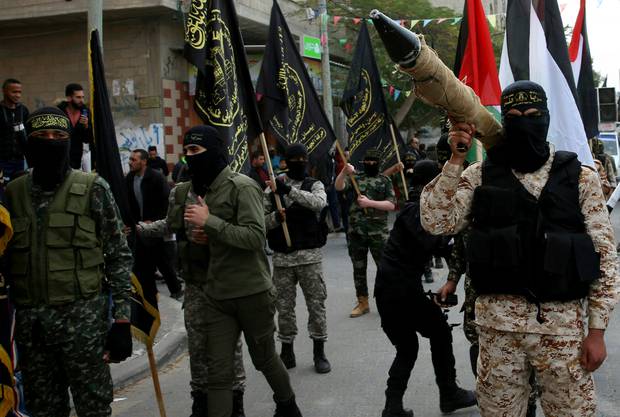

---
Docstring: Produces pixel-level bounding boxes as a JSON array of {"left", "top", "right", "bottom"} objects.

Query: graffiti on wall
[{"left": 117, "top": 123, "right": 164, "bottom": 174}]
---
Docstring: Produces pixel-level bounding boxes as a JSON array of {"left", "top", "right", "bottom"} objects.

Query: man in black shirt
[
  {"left": 57, "top": 83, "right": 93, "bottom": 169},
  {"left": 0, "top": 79, "right": 29, "bottom": 183},
  {"left": 147, "top": 145, "right": 169, "bottom": 178},
  {"left": 375, "top": 160, "right": 476, "bottom": 417}
]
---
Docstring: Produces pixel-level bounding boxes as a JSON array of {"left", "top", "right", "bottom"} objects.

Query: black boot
[
  {"left": 280, "top": 342, "right": 296, "bottom": 369},
  {"left": 190, "top": 391, "right": 208, "bottom": 417},
  {"left": 381, "top": 392, "right": 414, "bottom": 417},
  {"left": 313, "top": 340, "right": 331, "bottom": 374},
  {"left": 439, "top": 385, "right": 477, "bottom": 413},
  {"left": 273, "top": 395, "right": 303, "bottom": 417},
  {"left": 231, "top": 390, "right": 245, "bottom": 417}
]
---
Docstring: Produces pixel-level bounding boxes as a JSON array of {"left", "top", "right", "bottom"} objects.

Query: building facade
[{"left": 0, "top": 0, "right": 321, "bottom": 170}]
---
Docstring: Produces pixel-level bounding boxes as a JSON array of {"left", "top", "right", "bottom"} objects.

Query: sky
[{"left": 560, "top": 0, "right": 620, "bottom": 88}]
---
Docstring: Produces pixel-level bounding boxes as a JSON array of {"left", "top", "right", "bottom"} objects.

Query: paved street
[{"left": 111, "top": 211, "right": 620, "bottom": 417}]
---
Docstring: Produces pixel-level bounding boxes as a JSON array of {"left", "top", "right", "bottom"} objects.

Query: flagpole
[
  {"left": 147, "top": 345, "right": 167, "bottom": 417},
  {"left": 258, "top": 133, "right": 292, "bottom": 247},
  {"left": 388, "top": 123, "right": 409, "bottom": 201},
  {"left": 335, "top": 141, "right": 367, "bottom": 214}
]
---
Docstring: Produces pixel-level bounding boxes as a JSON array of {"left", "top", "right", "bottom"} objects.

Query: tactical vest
[
  {"left": 169, "top": 182, "right": 209, "bottom": 284},
  {"left": 6, "top": 170, "right": 105, "bottom": 306},
  {"left": 267, "top": 178, "right": 328, "bottom": 254},
  {"left": 466, "top": 151, "right": 600, "bottom": 303}
]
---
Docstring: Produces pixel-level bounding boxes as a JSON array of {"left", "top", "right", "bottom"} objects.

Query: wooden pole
[
  {"left": 388, "top": 123, "right": 409, "bottom": 201},
  {"left": 147, "top": 345, "right": 167, "bottom": 417},
  {"left": 258, "top": 133, "right": 292, "bottom": 247},
  {"left": 335, "top": 141, "right": 367, "bottom": 214}
]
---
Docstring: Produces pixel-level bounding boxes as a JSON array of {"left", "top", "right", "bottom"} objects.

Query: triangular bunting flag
[
  {"left": 410, "top": 20, "right": 419, "bottom": 29},
  {"left": 452, "top": 17, "right": 463, "bottom": 25},
  {"left": 487, "top": 15, "right": 497, "bottom": 28},
  {"left": 423, "top": 19, "right": 432, "bottom": 27},
  {"left": 334, "top": 15, "right": 342, "bottom": 25},
  {"left": 353, "top": 17, "right": 361, "bottom": 25}
]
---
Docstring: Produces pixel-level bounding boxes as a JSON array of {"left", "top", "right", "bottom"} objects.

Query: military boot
[
  {"left": 350, "top": 296, "right": 370, "bottom": 318},
  {"left": 273, "top": 395, "right": 303, "bottom": 417},
  {"left": 381, "top": 392, "right": 414, "bottom": 417},
  {"left": 312, "top": 340, "right": 331, "bottom": 374},
  {"left": 231, "top": 390, "right": 245, "bottom": 417},
  {"left": 280, "top": 342, "right": 296, "bottom": 369},
  {"left": 439, "top": 385, "right": 477, "bottom": 413},
  {"left": 190, "top": 391, "right": 208, "bottom": 417}
]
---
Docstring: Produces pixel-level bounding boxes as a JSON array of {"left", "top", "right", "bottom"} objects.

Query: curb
[{"left": 111, "top": 295, "right": 188, "bottom": 391}]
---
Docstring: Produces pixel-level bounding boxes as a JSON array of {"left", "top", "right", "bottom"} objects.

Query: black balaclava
[
  {"left": 408, "top": 159, "right": 441, "bottom": 199},
  {"left": 363, "top": 149, "right": 381, "bottom": 177},
  {"left": 491, "top": 80, "right": 551, "bottom": 173},
  {"left": 183, "top": 125, "right": 228, "bottom": 196},
  {"left": 284, "top": 143, "right": 308, "bottom": 181},
  {"left": 25, "top": 107, "right": 72, "bottom": 191}
]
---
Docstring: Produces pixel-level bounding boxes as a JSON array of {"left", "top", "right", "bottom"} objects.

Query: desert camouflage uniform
[
  {"left": 9, "top": 173, "right": 132, "bottom": 417},
  {"left": 421, "top": 150, "right": 620, "bottom": 417},
  {"left": 344, "top": 173, "right": 395, "bottom": 297},
  {"left": 140, "top": 183, "right": 246, "bottom": 392},
  {"left": 264, "top": 177, "right": 328, "bottom": 343}
]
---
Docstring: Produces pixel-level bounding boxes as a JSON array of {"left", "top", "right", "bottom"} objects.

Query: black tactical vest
[
  {"left": 466, "top": 151, "right": 600, "bottom": 302},
  {"left": 267, "top": 177, "right": 328, "bottom": 254}
]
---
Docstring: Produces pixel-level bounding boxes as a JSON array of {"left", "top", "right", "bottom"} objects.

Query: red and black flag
[
  {"left": 88, "top": 29, "right": 160, "bottom": 346},
  {"left": 569, "top": 0, "right": 599, "bottom": 139},
  {"left": 499, "top": 0, "right": 593, "bottom": 166},
  {"left": 184, "top": 0, "right": 263, "bottom": 173},
  {"left": 453, "top": 0, "right": 502, "bottom": 162},
  {"left": 256, "top": 0, "right": 336, "bottom": 174},
  {"left": 341, "top": 21, "right": 406, "bottom": 169}
]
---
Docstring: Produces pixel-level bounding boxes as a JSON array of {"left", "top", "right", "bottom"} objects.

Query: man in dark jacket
[
  {"left": 126, "top": 149, "right": 182, "bottom": 298},
  {"left": 147, "top": 145, "right": 169, "bottom": 177},
  {"left": 57, "top": 83, "right": 92, "bottom": 169},
  {"left": 0, "top": 78, "right": 29, "bottom": 182},
  {"left": 375, "top": 160, "right": 476, "bottom": 417},
  {"left": 247, "top": 150, "right": 269, "bottom": 190}
]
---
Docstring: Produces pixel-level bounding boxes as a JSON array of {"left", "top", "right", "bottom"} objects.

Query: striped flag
[
  {"left": 453, "top": 0, "right": 502, "bottom": 162},
  {"left": 499, "top": 0, "right": 594, "bottom": 166},
  {"left": 568, "top": 0, "right": 599, "bottom": 139}
]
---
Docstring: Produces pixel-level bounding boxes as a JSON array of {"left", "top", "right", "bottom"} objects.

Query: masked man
[
  {"left": 5, "top": 107, "right": 133, "bottom": 417},
  {"left": 264, "top": 144, "right": 330, "bottom": 374},
  {"left": 422, "top": 81, "right": 620, "bottom": 417},
  {"left": 376, "top": 160, "right": 476, "bottom": 417},
  {"left": 335, "top": 149, "right": 396, "bottom": 318},
  {"left": 181, "top": 126, "right": 302, "bottom": 417},
  {"left": 138, "top": 126, "right": 248, "bottom": 417}
]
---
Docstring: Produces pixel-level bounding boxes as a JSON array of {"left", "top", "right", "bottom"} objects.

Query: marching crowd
[{"left": 1, "top": 67, "right": 619, "bottom": 417}]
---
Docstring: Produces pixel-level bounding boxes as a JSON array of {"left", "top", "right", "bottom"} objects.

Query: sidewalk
[{"left": 110, "top": 283, "right": 187, "bottom": 390}]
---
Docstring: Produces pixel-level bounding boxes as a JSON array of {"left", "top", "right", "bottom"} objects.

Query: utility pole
[
  {"left": 318, "top": 0, "right": 334, "bottom": 125},
  {"left": 88, "top": 0, "right": 103, "bottom": 50}
]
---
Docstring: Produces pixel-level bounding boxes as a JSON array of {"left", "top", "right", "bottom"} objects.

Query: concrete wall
[{"left": 0, "top": 16, "right": 169, "bottom": 128}]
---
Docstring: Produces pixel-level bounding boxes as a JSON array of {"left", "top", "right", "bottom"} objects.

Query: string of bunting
[{"left": 332, "top": 13, "right": 504, "bottom": 56}]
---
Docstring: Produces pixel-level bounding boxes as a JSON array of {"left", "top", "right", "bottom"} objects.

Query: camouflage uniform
[
  {"left": 345, "top": 173, "right": 395, "bottom": 297},
  {"left": 422, "top": 150, "right": 620, "bottom": 416},
  {"left": 140, "top": 183, "right": 246, "bottom": 393},
  {"left": 7, "top": 172, "right": 132, "bottom": 417},
  {"left": 264, "top": 177, "right": 328, "bottom": 343}
]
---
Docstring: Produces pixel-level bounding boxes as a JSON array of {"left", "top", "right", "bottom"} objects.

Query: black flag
[
  {"left": 256, "top": 0, "right": 336, "bottom": 174},
  {"left": 88, "top": 29, "right": 160, "bottom": 346},
  {"left": 342, "top": 22, "right": 406, "bottom": 169},
  {"left": 184, "top": 0, "right": 263, "bottom": 173}
]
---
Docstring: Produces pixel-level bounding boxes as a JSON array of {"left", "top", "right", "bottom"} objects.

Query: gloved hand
[
  {"left": 276, "top": 209, "right": 286, "bottom": 224},
  {"left": 274, "top": 178, "right": 291, "bottom": 196},
  {"left": 105, "top": 321, "right": 132, "bottom": 363}
]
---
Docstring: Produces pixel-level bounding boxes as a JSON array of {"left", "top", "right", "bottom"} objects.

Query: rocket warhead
[{"left": 369, "top": 9, "right": 421, "bottom": 69}]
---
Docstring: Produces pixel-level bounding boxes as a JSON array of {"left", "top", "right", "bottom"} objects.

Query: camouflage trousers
[
  {"left": 14, "top": 295, "right": 112, "bottom": 417},
  {"left": 184, "top": 283, "right": 246, "bottom": 393},
  {"left": 273, "top": 262, "right": 327, "bottom": 343},
  {"left": 347, "top": 232, "right": 386, "bottom": 297},
  {"left": 477, "top": 327, "right": 595, "bottom": 417},
  {"left": 463, "top": 277, "right": 540, "bottom": 408}
]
